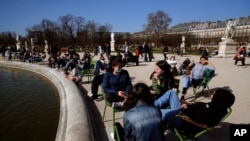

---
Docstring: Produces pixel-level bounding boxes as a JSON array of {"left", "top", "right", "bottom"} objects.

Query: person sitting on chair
[
  {"left": 87, "top": 56, "right": 108, "bottom": 100},
  {"left": 176, "top": 88, "right": 235, "bottom": 136},
  {"left": 121, "top": 83, "right": 165, "bottom": 141},
  {"left": 102, "top": 56, "right": 132, "bottom": 108},
  {"left": 181, "top": 55, "right": 215, "bottom": 100},
  {"left": 178, "top": 58, "right": 191, "bottom": 74},
  {"left": 149, "top": 60, "right": 175, "bottom": 100},
  {"left": 155, "top": 88, "right": 235, "bottom": 137}
]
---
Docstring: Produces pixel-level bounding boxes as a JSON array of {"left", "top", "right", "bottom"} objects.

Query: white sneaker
[
  {"left": 87, "top": 91, "right": 93, "bottom": 97},
  {"left": 112, "top": 102, "right": 123, "bottom": 108},
  {"left": 110, "top": 132, "right": 115, "bottom": 141}
]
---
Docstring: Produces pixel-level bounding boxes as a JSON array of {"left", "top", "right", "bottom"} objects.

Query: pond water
[{"left": 0, "top": 67, "right": 60, "bottom": 141}]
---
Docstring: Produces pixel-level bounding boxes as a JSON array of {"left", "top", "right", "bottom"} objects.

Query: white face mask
[{"left": 116, "top": 68, "right": 122, "bottom": 73}]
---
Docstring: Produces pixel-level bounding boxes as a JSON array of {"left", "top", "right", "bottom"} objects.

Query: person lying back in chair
[{"left": 173, "top": 88, "right": 235, "bottom": 136}]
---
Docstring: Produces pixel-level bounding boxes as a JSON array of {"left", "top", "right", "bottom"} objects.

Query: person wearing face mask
[
  {"left": 102, "top": 56, "right": 132, "bottom": 108},
  {"left": 88, "top": 56, "right": 108, "bottom": 100}
]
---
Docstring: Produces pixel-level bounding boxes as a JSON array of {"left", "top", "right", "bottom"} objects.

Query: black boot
[
  {"left": 182, "top": 87, "right": 187, "bottom": 94},
  {"left": 181, "top": 95, "right": 185, "bottom": 101}
]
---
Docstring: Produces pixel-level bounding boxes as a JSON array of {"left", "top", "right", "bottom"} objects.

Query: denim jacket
[{"left": 123, "top": 101, "right": 165, "bottom": 141}]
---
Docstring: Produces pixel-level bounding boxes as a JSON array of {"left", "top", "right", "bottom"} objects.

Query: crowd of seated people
[
  {"left": 1, "top": 44, "right": 235, "bottom": 140},
  {"left": 1, "top": 46, "right": 46, "bottom": 63},
  {"left": 110, "top": 55, "right": 236, "bottom": 141}
]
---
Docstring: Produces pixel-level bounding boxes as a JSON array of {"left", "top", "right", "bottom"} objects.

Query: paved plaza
[
  {"left": 1, "top": 52, "right": 249, "bottom": 141},
  {"left": 82, "top": 53, "right": 250, "bottom": 141}
]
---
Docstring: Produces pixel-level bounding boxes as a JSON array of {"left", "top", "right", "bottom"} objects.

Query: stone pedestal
[
  {"left": 181, "top": 36, "right": 186, "bottom": 53},
  {"left": 218, "top": 40, "right": 238, "bottom": 57},
  {"left": 110, "top": 41, "right": 115, "bottom": 51}
]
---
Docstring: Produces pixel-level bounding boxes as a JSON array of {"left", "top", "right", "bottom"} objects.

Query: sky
[{"left": 0, "top": 0, "right": 249, "bottom": 36}]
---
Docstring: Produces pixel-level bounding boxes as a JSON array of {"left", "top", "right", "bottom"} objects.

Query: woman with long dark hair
[{"left": 149, "top": 60, "right": 175, "bottom": 100}]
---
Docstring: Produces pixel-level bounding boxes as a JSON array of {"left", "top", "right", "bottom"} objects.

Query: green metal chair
[
  {"left": 173, "top": 108, "right": 232, "bottom": 141},
  {"left": 101, "top": 87, "right": 124, "bottom": 141},
  {"left": 81, "top": 59, "right": 97, "bottom": 82},
  {"left": 193, "top": 69, "right": 215, "bottom": 101}
]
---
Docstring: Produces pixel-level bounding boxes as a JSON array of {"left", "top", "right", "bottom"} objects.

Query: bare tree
[
  {"left": 144, "top": 10, "right": 172, "bottom": 47},
  {"left": 41, "top": 19, "right": 61, "bottom": 44},
  {"left": 0, "top": 32, "right": 16, "bottom": 47},
  {"left": 84, "top": 20, "right": 98, "bottom": 47},
  {"left": 26, "top": 24, "right": 44, "bottom": 46},
  {"left": 96, "top": 24, "right": 113, "bottom": 44},
  {"left": 58, "top": 14, "right": 85, "bottom": 47}
]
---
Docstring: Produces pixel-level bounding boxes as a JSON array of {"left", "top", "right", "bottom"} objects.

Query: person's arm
[
  {"left": 124, "top": 71, "right": 132, "bottom": 94},
  {"left": 207, "top": 60, "right": 216, "bottom": 70},
  {"left": 123, "top": 114, "right": 132, "bottom": 140}
]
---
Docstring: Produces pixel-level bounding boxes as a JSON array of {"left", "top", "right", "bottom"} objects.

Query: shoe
[
  {"left": 182, "top": 88, "right": 187, "bottom": 94},
  {"left": 164, "top": 129, "right": 171, "bottom": 135},
  {"left": 181, "top": 95, "right": 185, "bottom": 100},
  {"left": 242, "top": 66, "right": 246, "bottom": 68},
  {"left": 87, "top": 91, "right": 93, "bottom": 97},
  {"left": 112, "top": 102, "right": 123, "bottom": 108},
  {"left": 90, "top": 95, "right": 98, "bottom": 100},
  {"left": 110, "top": 132, "right": 115, "bottom": 141}
]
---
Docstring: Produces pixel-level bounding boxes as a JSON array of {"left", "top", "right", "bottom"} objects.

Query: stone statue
[
  {"left": 44, "top": 40, "right": 48, "bottom": 53},
  {"left": 31, "top": 38, "right": 34, "bottom": 50},
  {"left": 16, "top": 35, "right": 20, "bottom": 42},
  {"left": 16, "top": 35, "right": 21, "bottom": 50},
  {"left": 221, "top": 19, "right": 238, "bottom": 41},
  {"left": 111, "top": 32, "right": 114, "bottom": 41}
]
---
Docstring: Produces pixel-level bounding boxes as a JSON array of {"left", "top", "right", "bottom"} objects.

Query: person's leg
[
  {"left": 90, "top": 74, "right": 104, "bottom": 99},
  {"left": 182, "top": 75, "right": 190, "bottom": 95},
  {"left": 160, "top": 108, "right": 181, "bottom": 122},
  {"left": 64, "top": 61, "right": 70, "bottom": 72},
  {"left": 163, "top": 53, "right": 166, "bottom": 60},
  {"left": 144, "top": 52, "right": 148, "bottom": 61},
  {"left": 234, "top": 59, "right": 238, "bottom": 65},
  {"left": 154, "top": 89, "right": 181, "bottom": 109},
  {"left": 242, "top": 59, "right": 245, "bottom": 66},
  {"left": 191, "top": 79, "right": 203, "bottom": 88},
  {"left": 154, "top": 90, "right": 181, "bottom": 122},
  {"left": 106, "top": 93, "right": 124, "bottom": 104}
]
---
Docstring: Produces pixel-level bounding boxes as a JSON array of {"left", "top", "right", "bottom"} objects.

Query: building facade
[{"left": 169, "top": 16, "right": 250, "bottom": 48}]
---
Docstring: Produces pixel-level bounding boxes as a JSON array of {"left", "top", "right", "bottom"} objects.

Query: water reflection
[{"left": 0, "top": 67, "right": 60, "bottom": 141}]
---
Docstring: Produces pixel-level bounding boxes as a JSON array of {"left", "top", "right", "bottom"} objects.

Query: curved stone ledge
[{"left": 0, "top": 61, "right": 94, "bottom": 141}]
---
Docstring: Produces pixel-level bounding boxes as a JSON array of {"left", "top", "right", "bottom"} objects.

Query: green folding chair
[
  {"left": 173, "top": 108, "right": 232, "bottom": 141},
  {"left": 101, "top": 88, "right": 124, "bottom": 141},
  {"left": 81, "top": 59, "right": 97, "bottom": 82},
  {"left": 193, "top": 69, "right": 215, "bottom": 101}
]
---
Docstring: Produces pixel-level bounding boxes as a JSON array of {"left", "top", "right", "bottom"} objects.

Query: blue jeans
[
  {"left": 182, "top": 75, "right": 190, "bottom": 88},
  {"left": 154, "top": 89, "right": 181, "bottom": 122}
]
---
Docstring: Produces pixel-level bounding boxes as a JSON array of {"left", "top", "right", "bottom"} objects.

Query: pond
[{"left": 0, "top": 67, "right": 60, "bottom": 141}]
